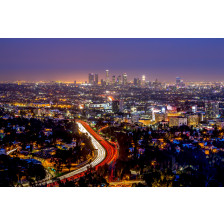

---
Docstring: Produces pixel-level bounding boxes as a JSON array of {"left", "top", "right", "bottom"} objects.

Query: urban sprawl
[{"left": 1, "top": 71, "right": 224, "bottom": 187}]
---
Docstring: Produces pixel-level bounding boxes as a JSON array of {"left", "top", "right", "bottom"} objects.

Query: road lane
[{"left": 45, "top": 120, "right": 109, "bottom": 186}]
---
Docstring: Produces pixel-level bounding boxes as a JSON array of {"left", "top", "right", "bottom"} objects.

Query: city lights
[{"left": 1, "top": 38, "right": 224, "bottom": 188}]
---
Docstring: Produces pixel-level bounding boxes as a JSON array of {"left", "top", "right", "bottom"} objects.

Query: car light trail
[
  {"left": 6, "top": 148, "right": 18, "bottom": 155},
  {"left": 44, "top": 120, "right": 117, "bottom": 187}
]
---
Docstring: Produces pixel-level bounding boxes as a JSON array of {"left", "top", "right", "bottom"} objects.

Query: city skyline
[{"left": 0, "top": 38, "right": 224, "bottom": 82}]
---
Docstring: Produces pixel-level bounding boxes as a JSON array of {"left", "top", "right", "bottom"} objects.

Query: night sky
[{"left": 0, "top": 38, "right": 224, "bottom": 82}]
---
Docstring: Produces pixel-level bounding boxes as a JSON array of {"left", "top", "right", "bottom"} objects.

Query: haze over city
[{"left": 0, "top": 38, "right": 224, "bottom": 82}]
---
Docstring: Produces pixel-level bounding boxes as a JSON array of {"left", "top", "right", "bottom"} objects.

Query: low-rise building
[{"left": 169, "top": 116, "right": 187, "bottom": 127}]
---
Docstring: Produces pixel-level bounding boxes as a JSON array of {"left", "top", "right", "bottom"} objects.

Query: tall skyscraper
[
  {"left": 106, "top": 70, "right": 109, "bottom": 85},
  {"left": 119, "top": 100, "right": 124, "bottom": 112},
  {"left": 117, "top": 75, "right": 122, "bottom": 85},
  {"left": 180, "top": 79, "right": 185, "bottom": 87},
  {"left": 89, "top": 73, "right": 94, "bottom": 84},
  {"left": 112, "top": 100, "right": 120, "bottom": 113},
  {"left": 112, "top": 75, "right": 116, "bottom": 85},
  {"left": 94, "top": 74, "right": 98, "bottom": 85},
  {"left": 122, "top": 73, "right": 127, "bottom": 85},
  {"left": 205, "top": 101, "right": 219, "bottom": 119},
  {"left": 134, "top": 78, "right": 141, "bottom": 87},
  {"left": 142, "top": 75, "right": 146, "bottom": 87},
  {"left": 176, "top": 77, "right": 181, "bottom": 86}
]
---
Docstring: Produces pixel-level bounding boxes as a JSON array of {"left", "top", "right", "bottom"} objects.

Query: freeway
[
  {"left": 97, "top": 125, "right": 109, "bottom": 134},
  {"left": 97, "top": 124, "right": 119, "bottom": 169},
  {"left": 6, "top": 147, "right": 19, "bottom": 155},
  {"left": 43, "top": 120, "right": 117, "bottom": 187}
]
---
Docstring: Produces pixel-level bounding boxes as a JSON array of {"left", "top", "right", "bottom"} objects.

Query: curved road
[{"left": 44, "top": 120, "right": 116, "bottom": 187}]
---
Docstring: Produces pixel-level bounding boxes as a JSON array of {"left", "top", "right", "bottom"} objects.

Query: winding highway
[
  {"left": 6, "top": 147, "right": 19, "bottom": 155},
  {"left": 43, "top": 120, "right": 117, "bottom": 187}
]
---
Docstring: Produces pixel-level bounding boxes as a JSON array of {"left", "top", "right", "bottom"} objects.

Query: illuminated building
[
  {"left": 142, "top": 75, "right": 146, "bottom": 87},
  {"left": 122, "top": 73, "right": 127, "bottom": 85},
  {"left": 192, "top": 105, "right": 197, "bottom": 113},
  {"left": 180, "top": 79, "right": 185, "bottom": 87},
  {"left": 205, "top": 101, "right": 219, "bottom": 119},
  {"left": 89, "top": 103, "right": 110, "bottom": 110},
  {"left": 131, "top": 107, "right": 137, "bottom": 113},
  {"left": 187, "top": 114, "right": 199, "bottom": 126},
  {"left": 169, "top": 116, "right": 187, "bottom": 127},
  {"left": 216, "top": 121, "right": 224, "bottom": 129},
  {"left": 151, "top": 108, "right": 160, "bottom": 121},
  {"left": 119, "top": 100, "right": 124, "bottom": 112},
  {"left": 167, "top": 105, "right": 176, "bottom": 111},
  {"left": 152, "top": 78, "right": 161, "bottom": 90},
  {"left": 139, "top": 119, "right": 151, "bottom": 126},
  {"left": 106, "top": 70, "right": 109, "bottom": 85},
  {"left": 134, "top": 78, "right": 141, "bottom": 87},
  {"left": 155, "top": 113, "right": 166, "bottom": 123},
  {"left": 198, "top": 112, "right": 205, "bottom": 122},
  {"left": 112, "top": 75, "right": 116, "bottom": 85},
  {"left": 117, "top": 75, "right": 122, "bottom": 85},
  {"left": 176, "top": 77, "right": 181, "bottom": 87},
  {"left": 88, "top": 73, "right": 94, "bottom": 84},
  {"left": 131, "top": 114, "right": 139, "bottom": 123},
  {"left": 94, "top": 74, "right": 98, "bottom": 85},
  {"left": 112, "top": 100, "right": 119, "bottom": 113},
  {"left": 79, "top": 104, "right": 84, "bottom": 109},
  {"left": 14, "top": 103, "right": 51, "bottom": 108}
]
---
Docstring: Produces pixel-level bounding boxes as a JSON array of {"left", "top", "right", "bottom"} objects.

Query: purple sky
[{"left": 0, "top": 38, "right": 224, "bottom": 82}]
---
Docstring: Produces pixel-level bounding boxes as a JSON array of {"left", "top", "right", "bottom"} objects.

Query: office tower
[
  {"left": 112, "top": 100, "right": 120, "bottom": 113},
  {"left": 112, "top": 75, "right": 116, "bottom": 85},
  {"left": 101, "top": 79, "right": 105, "bottom": 86},
  {"left": 142, "top": 75, "right": 146, "bottom": 86},
  {"left": 152, "top": 78, "right": 160, "bottom": 90},
  {"left": 180, "top": 79, "right": 185, "bottom": 87},
  {"left": 122, "top": 73, "right": 127, "bottom": 85},
  {"left": 176, "top": 77, "right": 181, "bottom": 86},
  {"left": 117, "top": 75, "right": 122, "bottom": 85},
  {"left": 119, "top": 100, "right": 124, "bottom": 112},
  {"left": 106, "top": 70, "right": 109, "bottom": 85},
  {"left": 137, "top": 78, "right": 141, "bottom": 87},
  {"left": 94, "top": 74, "right": 98, "bottom": 85},
  {"left": 89, "top": 73, "right": 94, "bottom": 84},
  {"left": 134, "top": 78, "right": 141, "bottom": 87},
  {"left": 205, "top": 101, "right": 219, "bottom": 119}
]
